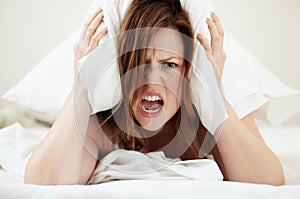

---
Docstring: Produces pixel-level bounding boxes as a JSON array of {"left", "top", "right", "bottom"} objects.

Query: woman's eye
[{"left": 164, "top": 62, "right": 178, "bottom": 68}]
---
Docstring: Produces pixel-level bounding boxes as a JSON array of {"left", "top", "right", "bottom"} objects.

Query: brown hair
[{"left": 97, "top": 0, "right": 207, "bottom": 160}]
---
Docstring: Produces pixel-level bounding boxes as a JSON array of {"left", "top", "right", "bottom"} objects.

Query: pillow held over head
[{"left": 3, "top": 0, "right": 299, "bottom": 127}]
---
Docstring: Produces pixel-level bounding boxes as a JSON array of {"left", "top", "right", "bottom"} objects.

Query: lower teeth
[{"left": 142, "top": 105, "right": 161, "bottom": 113}]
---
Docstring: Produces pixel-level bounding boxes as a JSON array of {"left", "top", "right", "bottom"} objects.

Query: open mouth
[{"left": 139, "top": 93, "right": 164, "bottom": 117}]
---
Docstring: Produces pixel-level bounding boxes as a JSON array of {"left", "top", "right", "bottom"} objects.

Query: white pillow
[
  {"left": 3, "top": 31, "right": 77, "bottom": 113},
  {"left": 3, "top": 0, "right": 299, "bottom": 125},
  {"left": 222, "top": 34, "right": 300, "bottom": 124}
]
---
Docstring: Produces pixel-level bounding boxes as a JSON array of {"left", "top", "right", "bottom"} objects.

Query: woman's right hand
[
  {"left": 197, "top": 12, "right": 226, "bottom": 79},
  {"left": 25, "top": 8, "right": 111, "bottom": 186},
  {"left": 73, "top": 7, "right": 107, "bottom": 80}
]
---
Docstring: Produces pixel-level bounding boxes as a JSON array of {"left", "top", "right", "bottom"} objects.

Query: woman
[{"left": 24, "top": 0, "right": 284, "bottom": 185}]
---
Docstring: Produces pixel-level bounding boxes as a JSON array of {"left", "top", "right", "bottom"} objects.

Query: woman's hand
[
  {"left": 197, "top": 12, "right": 226, "bottom": 78},
  {"left": 73, "top": 7, "right": 107, "bottom": 80}
]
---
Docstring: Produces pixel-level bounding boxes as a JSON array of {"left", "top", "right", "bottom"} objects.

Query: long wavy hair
[{"left": 96, "top": 0, "right": 208, "bottom": 160}]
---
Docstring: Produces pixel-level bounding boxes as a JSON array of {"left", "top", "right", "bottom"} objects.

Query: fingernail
[
  {"left": 211, "top": 11, "right": 216, "bottom": 16},
  {"left": 206, "top": 17, "right": 211, "bottom": 22},
  {"left": 197, "top": 34, "right": 204, "bottom": 41}
]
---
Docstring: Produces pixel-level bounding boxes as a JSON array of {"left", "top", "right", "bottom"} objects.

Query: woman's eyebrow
[{"left": 159, "top": 56, "right": 184, "bottom": 62}]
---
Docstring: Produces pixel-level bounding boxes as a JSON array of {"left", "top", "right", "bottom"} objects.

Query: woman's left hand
[{"left": 197, "top": 12, "right": 226, "bottom": 78}]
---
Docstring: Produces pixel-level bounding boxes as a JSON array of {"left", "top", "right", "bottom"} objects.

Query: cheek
[
  {"left": 162, "top": 68, "right": 185, "bottom": 93},
  {"left": 163, "top": 74, "right": 184, "bottom": 109},
  {"left": 165, "top": 88, "right": 181, "bottom": 112},
  {"left": 131, "top": 98, "right": 139, "bottom": 115}
]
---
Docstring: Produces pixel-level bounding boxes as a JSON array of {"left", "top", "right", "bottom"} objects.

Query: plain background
[{"left": 0, "top": 0, "right": 299, "bottom": 121}]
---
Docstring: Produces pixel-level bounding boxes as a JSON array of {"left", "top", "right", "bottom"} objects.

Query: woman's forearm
[
  {"left": 24, "top": 7, "right": 112, "bottom": 185},
  {"left": 214, "top": 99, "right": 285, "bottom": 185},
  {"left": 24, "top": 83, "right": 96, "bottom": 185}
]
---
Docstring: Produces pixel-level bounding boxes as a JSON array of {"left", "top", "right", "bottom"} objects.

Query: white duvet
[
  {"left": 88, "top": 150, "right": 223, "bottom": 184},
  {"left": 0, "top": 180, "right": 300, "bottom": 199},
  {"left": 0, "top": 122, "right": 300, "bottom": 198}
]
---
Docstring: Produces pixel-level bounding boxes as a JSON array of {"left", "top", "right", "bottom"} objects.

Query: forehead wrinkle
[
  {"left": 146, "top": 29, "right": 185, "bottom": 61},
  {"left": 146, "top": 48, "right": 183, "bottom": 62}
]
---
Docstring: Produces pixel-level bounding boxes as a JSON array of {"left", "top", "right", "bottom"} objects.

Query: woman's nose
[{"left": 145, "top": 63, "right": 163, "bottom": 84}]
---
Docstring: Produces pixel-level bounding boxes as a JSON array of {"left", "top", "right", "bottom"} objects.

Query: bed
[
  {"left": 0, "top": 119, "right": 300, "bottom": 198},
  {"left": 1, "top": 0, "right": 300, "bottom": 198}
]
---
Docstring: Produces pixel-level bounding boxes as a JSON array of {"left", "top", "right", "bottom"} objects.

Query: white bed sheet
[
  {"left": 0, "top": 179, "right": 300, "bottom": 199},
  {"left": 0, "top": 122, "right": 300, "bottom": 198},
  {"left": 258, "top": 122, "right": 300, "bottom": 185}
]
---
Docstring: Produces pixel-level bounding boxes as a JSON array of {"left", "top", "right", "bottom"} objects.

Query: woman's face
[{"left": 131, "top": 29, "right": 186, "bottom": 131}]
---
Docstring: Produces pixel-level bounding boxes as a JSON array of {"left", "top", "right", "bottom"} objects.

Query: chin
[
  {"left": 137, "top": 111, "right": 167, "bottom": 131},
  {"left": 140, "top": 119, "right": 165, "bottom": 131}
]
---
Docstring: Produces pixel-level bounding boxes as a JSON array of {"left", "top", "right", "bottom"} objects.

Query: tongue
[{"left": 142, "top": 100, "right": 162, "bottom": 110}]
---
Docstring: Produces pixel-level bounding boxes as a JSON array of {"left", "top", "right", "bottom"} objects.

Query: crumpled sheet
[
  {"left": 0, "top": 123, "right": 222, "bottom": 184},
  {"left": 0, "top": 99, "right": 55, "bottom": 128},
  {"left": 0, "top": 123, "right": 48, "bottom": 177},
  {"left": 88, "top": 149, "right": 223, "bottom": 184}
]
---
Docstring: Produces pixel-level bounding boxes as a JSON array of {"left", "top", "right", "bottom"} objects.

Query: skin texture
[
  {"left": 24, "top": 8, "right": 285, "bottom": 185},
  {"left": 198, "top": 12, "right": 284, "bottom": 185},
  {"left": 131, "top": 29, "right": 186, "bottom": 131}
]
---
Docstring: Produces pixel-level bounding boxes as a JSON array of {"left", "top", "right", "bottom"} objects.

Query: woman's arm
[
  {"left": 197, "top": 12, "right": 284, "bottom": 185},
  {"left": 24, "top": 86, "right": 97, "bottom": 185},
  {"left": 213, "top": 102, "right": 285, "bottom": 185},
  {"left": 24, "top": 7, "right": 111, "bottom": 185}
]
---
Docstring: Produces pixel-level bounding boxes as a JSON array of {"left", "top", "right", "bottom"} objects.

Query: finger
[
  {"left": 81, "top": 7, "right": 102, "bottom": 39},
  {"left": 206, "top": 17, "right": 222, "bottom": 51},
  {"left": 197, "top": 33, "right": 211, "bottom": 52},
  {"left": 83, "top": 11, "right": 104, "bottom": 42},
  {"left": 84, "top": 12, "right": 104, "bottom": 42},
  {"left": 88, "top": 27, "right": 108, "bottom": 51},
  {"left": 211, "top": 12, "right": 224, "bottom": 38}
]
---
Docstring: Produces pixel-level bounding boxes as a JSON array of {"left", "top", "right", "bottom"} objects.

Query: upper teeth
[{"left": 142, "top": 96, "right": 161, "bottom": 101}]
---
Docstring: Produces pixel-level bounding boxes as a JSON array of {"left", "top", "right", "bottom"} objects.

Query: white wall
[
  {"left": 1, "top": 0, "right": 299, "bottom": 123},
  {"left": 211, "top": 0, "right": 300, "bottom": 90},
  {"left": 0, "top": 0, "right": 94, "bottom": 95},
  {"left": 1, "top": 0, "right": 299, "bottom": 94},
  {"left": 211, "top": 0, "right": 300, "bottom": 123}
]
